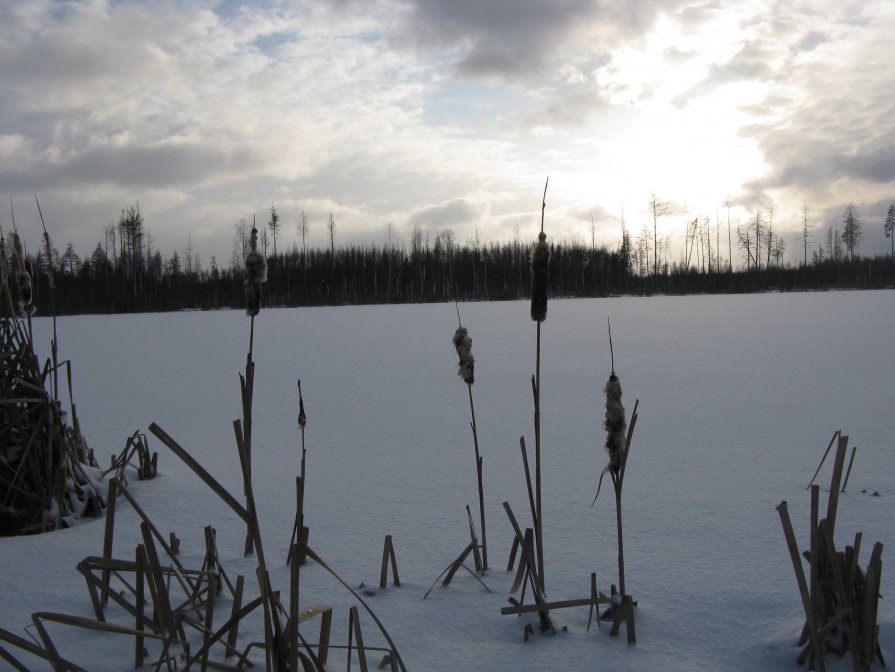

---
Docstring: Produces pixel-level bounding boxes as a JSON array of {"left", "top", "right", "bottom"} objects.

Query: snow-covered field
[{"left": 2, "top": 291, "right": 894, "bottom": 671}]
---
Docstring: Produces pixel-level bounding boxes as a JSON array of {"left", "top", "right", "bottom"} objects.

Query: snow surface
[{"left": 2, "top": 291, "right": 894, "bottom": 671}]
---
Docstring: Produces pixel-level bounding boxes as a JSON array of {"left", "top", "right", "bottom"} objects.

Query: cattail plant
[
  {"left": 240, "top": 218, "right": 266, "bottom": 555},
  {"left": 530, "top": 178, "right": 550, "bottom": 592},
  {"left": 453, "top": 304, "right": 487, "bottom": 570},
  {"left": 244, "top": 224, "right": 268, "bottom": 320},
  {"left": 593, "top": 319, "right": 639, "bottom": 600}
]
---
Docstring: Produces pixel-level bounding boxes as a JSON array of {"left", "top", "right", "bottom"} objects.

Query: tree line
[{"left": 2, "top": 201, "right": 894, "bottom": 317}]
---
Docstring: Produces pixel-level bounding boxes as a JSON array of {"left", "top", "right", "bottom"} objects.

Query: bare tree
[
  {"left": 724, "top": 197, "right": 733, "bottom": 272},
  {"left": 104, "top": 221, "right": 118, "bottom": 267},
  {"left": 410, "top": 224, "right": 423, "bottom": 296},
  {"left": 230, "top": 218, "right": 249, "bottom": 271},
  {"left": 260, "top": 228, "right": 270, "bottom": 258},
  {"left": 268, "top": 204, "right": 281, "bottom": 259},
  {"left": 765, "top": 202, "right": 775, "bottom": 270},
  {"left": 649, "top": 192, "right": 668, "bottom": 287},
  {"left": 885, "top": 203, "right": 895, "bottom": 257},
  {"left": 750, "top": 211, "right": 764, "bottom": 273},
  {"left": 327, "top": 213, "right": 336, "bottom": 268},
  {"left": 801, "top": 203, "right": 810, "bottom": 269},
  {"left": 737, "top": 225, "right": 756, "bottom": 271},
  {"left": 842, "top": 203, "right": 862, "bottom": 262},
  {"left": 183, "top": 232, "right": 193, "bottom": 277},
  {"left": 772, "top": 232, "right": 786, "bottom": 268},
  {"left": 61, "top": 243, "right": 80, "bottom": 276},
  {"left": 297, "top": 210, "right": 310, "bottom": 289}
]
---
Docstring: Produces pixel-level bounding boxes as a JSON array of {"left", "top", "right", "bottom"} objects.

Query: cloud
[
  {"left": 393, "top": 0, "right": 690, "bottom": 84},
  {"left": 408, "top": 197, "right": 488, "bottom": 231},
  {"left": 673, "top": 40, "right": 777, "bottom": 106},
  {"left": 797, "top": 30, "right": 829, "bottom": 51}
]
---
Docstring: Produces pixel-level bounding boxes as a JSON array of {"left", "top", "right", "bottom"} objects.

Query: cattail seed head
[
  {"left": 453, "top": 326, "right": 475, "bottom": 384},
  {"left": 298, "top": 396, "right": 307, "bottom": 429},
  {"left": 604, "top": 373, "right": 626, "bottom": 470},
  {"left": 11, "top": 234, "right": 34, "bottom": 316},
  {"left": 530, "top": 231, "right": 549, "bottom": 322},
  {"left": 244, "top": 226, "right": 267, "bottom": 316}
]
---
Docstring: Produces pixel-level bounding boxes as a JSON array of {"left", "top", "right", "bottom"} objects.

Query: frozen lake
[{"left": 3, "top": 290, "right": 894, "bottom": 670}]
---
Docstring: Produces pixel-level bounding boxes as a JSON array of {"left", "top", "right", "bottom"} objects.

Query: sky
[{"left": 2, "top": 0, "right": 894, "bottom": 269}]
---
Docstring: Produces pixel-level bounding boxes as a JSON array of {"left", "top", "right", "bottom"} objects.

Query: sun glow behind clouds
[{"left": 547, "top": 11, "right": 773, "bottom": 242}]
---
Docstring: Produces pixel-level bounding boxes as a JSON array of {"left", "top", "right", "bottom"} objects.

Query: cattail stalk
[
  {"left": 36, "top": 195, "right": 59, "bottom": 400},
  {"left": 240, "top": 218, "right": 267, "bottom": 556},
  {"left": 453, "top": 308, "right": 487, "bottom": 570},
  {"left": 534, "top": 179, "right": 549, "bottom": 592},
  {"left": 290, "top": 380, "right": 308, "bottom": 672},
  {"left": 597, "top": 321, "right": 638, "bottom": 597}
]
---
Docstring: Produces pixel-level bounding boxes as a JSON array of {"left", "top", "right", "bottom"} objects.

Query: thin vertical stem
[
  {"left": 534, "top": 321, "right": 544, "bottom": 592},
  {"left": 614, "top": 474, "right": 625, "bottom": 596},
  {"left": 249, "top": 315, "right": 255, "bottom": 360},
  {"left": 467, "top": 383, "right": 487, "bottom": 571}
]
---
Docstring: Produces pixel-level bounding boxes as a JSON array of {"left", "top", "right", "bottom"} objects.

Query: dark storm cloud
[
  {"left": 410, "top": 198, "right": 484, "bottom": 229},
  {"left": 2, "top": 142, "right": 262, "bottom": 193},
  {"left": 744, "top": 77, "right": 895, "bottom": 200},
  {"left": 395, "top": 0, "right": 692, "bottom": 82},
  {"left": 62, "top": 143, "right": 263, "bottom": 189}
]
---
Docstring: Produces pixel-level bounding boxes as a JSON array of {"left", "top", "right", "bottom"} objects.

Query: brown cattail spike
[
  {"left": 244, "top": 226, "right": 267, "bottom": 316},
  {"left": 604, "top": 373, "right": 626, "bottom": 470},
  {"left": 453, "top": 326, "right": 475, "bottom": 384},
  {"left": 530, "top": 231, "right": 549, "bottom": 322},
  {"left": 297, "top": 379, "right": 307, "bottom": 429}
]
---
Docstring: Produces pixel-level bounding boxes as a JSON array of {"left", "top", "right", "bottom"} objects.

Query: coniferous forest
[{"left": 3, "top": 203, "right": 895, "bottom": 316}]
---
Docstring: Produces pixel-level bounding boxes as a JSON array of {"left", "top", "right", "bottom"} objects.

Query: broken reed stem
[
  {"left": 234, "top": 418, "right": 281, "bottom": 669},
  {"left": 613, "top": 473, "right": 625, "bottom": 597},
  {"left": 467, "top": 382, "right": 487, "bottom": 571}
]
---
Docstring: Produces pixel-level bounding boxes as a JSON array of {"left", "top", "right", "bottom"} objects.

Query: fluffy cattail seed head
[
  {"left": 453, "top": 326, "right": 475, "bottom": 384},
  {"left": 11, "top": 234, "right": 34, "bottom": 316},
  {"left": 530, "top": 231, "right": 549, "bottom": 322},
  {"left": 604, "top": 373, "right": 626, "bottom": 470},
  {"left": 244, "top": 226, "right": 267, "bottom": 316}
]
